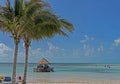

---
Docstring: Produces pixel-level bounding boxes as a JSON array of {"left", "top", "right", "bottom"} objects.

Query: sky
[{"left": 0, "top": 0, "right": 120, "bottom": 63}]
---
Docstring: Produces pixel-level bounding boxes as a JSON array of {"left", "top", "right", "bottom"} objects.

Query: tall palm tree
[
  {"left": 0, "top": 0, "right": 47, "bottom": 83},
  {"left": 22, "top": 6, "right": 74, "bottom": 84},
  {"left": 0, "top": 0, "right": 25, "bottom": 83}
]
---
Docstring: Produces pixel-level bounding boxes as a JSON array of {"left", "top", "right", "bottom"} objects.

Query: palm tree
[
  {"left": 0, "top": 0, "right": 25, "bottom": 83},
  {"left": 0, "top": 0, "right": 47, "bottom": 83},
  {"left": 22, "top": 6, "right": 74, "bottom": 84}
]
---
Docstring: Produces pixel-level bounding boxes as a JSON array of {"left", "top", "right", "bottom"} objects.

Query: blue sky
[{"left": 0, "top": 0, "right": 120, "bottom": 63}]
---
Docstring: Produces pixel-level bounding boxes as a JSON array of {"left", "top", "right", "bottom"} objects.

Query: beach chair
[
  {"left": 2, "top": 76, "right": 11, "bottom": 84},
  {"left": 17, "top": 76, "right": 22, "bottom": 82},
  {"left": 0, "top": 75, "right": 4, "bottom": 83},
  {"left": 0, "top": 75, "right": 4, "bottom": 80}
]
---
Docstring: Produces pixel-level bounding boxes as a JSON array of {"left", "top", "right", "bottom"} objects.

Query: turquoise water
[{"left": 0, "top": 63, "right": 120, "bottom": 81}]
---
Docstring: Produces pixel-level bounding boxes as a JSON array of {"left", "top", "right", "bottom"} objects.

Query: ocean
[{"left": 0, "top": 63, "right": 120, "bottom": 82}]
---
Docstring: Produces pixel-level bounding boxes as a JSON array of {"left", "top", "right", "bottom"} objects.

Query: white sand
[{"left": 27, "top": 80, "right": 120, "bottom": 84}]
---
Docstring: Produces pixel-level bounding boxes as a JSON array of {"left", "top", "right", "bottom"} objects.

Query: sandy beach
[
  {"left": 27, "top": 80, "right": 120, "bottom": 84},
  {"left": 26, "top": 78, "right": 120, "bottom": 84}
]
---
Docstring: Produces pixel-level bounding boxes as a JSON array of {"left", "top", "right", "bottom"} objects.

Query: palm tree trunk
[
  {"left": 22, "top": 42, "right": 30, "bottom": 84},
  {"left": 12, "top": 39, "right": 19, "bottom": 84}
]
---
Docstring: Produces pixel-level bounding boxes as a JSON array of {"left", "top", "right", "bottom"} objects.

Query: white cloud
[
  {"left": 48, "top": 43, "right": 60, "bottom": 50},
  {"left": 30, "top": 48, "right": 42, "bottom": 56},
  {"left": 113, "top": 38, "right": 120, "bottom": 46},
  {"left": 29, "top": 43, "right": 64, "bottom": 58},
  {"left": 83, "top": 44, "right": 95, "bottom": 56},
  {"left": 110, "top": 38, "right": 120, "bottom": 50},
  {"left": 0, "top": 43, "right": 12, "bottom": 55},
  {"left": 80, "top": 35, "right": 94, "bottom": 43}
]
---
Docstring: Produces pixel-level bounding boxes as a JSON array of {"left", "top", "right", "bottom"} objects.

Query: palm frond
[
  {"left": 24, "top": 0, "right": 50, "bottom": 18},
  {"left": 59, "top": 19, "right": 74, "bottom": 33},
  {"left": 15, "top": 0, "right": 24, "bottom": 16}
]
